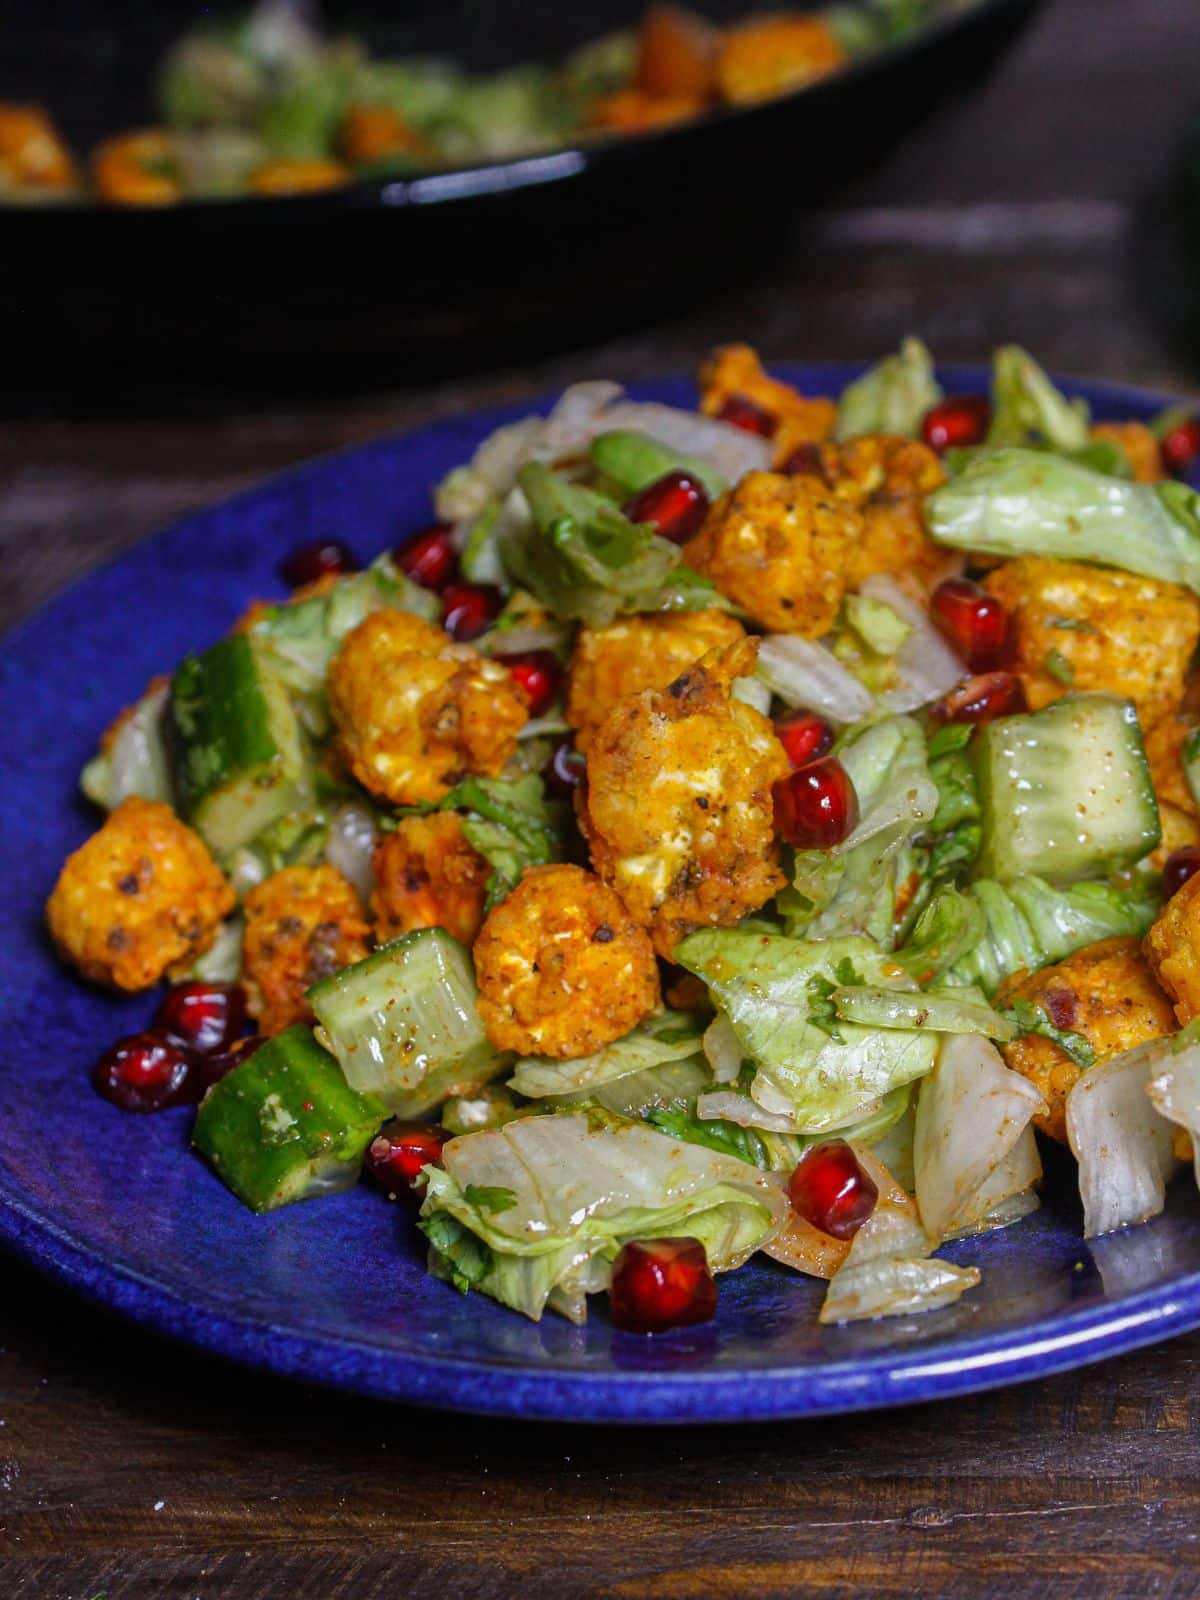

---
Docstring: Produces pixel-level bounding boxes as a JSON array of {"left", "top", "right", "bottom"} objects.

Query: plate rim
[{"left": 4, "top": 358, "right": 1200, "bottom": 1424}]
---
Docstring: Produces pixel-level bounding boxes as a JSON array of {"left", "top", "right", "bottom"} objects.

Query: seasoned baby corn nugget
[
  {"left": 46, "top": 798, "right": 234, "bottom": 992},
  {"left": 242, "top": 864, "right": 371, "bottom": 1036},
  {"left": 1091, "top": 421, "right": 1165, "bottom": 483},
  {"left": 983, "top": 556, "right": 1200, "bottom": 733},
  {"left": 587, "top": 89, "right": 703, "bottom": 131},
  {"left": 997, "top": 936, "right": 1177, "bottom": 1143},
  {"left": 1145, "top": 871, "right": 1200, "bottom": 1025},
  {"left": 683, "top": 470, "right": 861, "bottom": 635},
  {"left": 328, "top": 610, "right": 528, "bottom": 806},
  {"left": 785, "top": 432, "right": 948, "bottom": 588},
  {"left": 0, "top": 103, "right": 76, "bottom": 193},
  {"left": 699, "top": 344, "right": 836, "bottom": 450},
  {"left": 565, "top": 608, "right": 746, "bottom": 752},
  {"left": 473, "top": 863, "right": 660, "bottom": 1057},
  {"left": 1144, "top": 715, "right": 1200, "bottom": 867},
  {"left": 579, "top": 636, "right": 789, "bottom": 958},
  {"left": 714, "top": 15, "right": 845, "bottom": 105},
  {"left": 371, "top": 813, "right": 489, "bottom": 948},
  {"left": 249, "top": 158, "right": 347, "bottom": 196}
]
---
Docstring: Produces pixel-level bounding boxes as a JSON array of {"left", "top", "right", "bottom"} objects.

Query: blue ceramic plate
[{"left": 4, "top": 366, "right": 1200, "bottom": 1424}]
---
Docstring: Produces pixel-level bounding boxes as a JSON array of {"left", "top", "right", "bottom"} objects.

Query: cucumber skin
[
  {"left": 308, "top": 928, "right": 507, "bottom": 1116},
  {"left": 193, "top": 1025, "right": 385, "bottom": 1214},
  {"left": 169, "top": 634, "right": 308, "bottom": 857},
  {"left": 970, "top": 693, "right": 1161, "bottom": 885}
]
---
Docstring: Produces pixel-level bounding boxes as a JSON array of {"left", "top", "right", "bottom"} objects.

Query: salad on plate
[{"left": 45, "top": 339, "right": 1200, "bottom": 1335}]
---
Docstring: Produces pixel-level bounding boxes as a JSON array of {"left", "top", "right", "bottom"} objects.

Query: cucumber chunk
[
  {"left": 168, "top": 633, "right": 309, "bottom": 858},
  {"left": 308, "top": 928, "right": 509, "bottom": 1117},
  {"left": 971, "top": 692, "right": 1160, "bottom": 885},
  {"left": 193, "top": 1025, "right": 384, "bottom": 1213}
]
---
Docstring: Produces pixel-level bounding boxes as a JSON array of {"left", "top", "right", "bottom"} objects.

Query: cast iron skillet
[{"left": 7, "top": 0, "right": 1041, "bottom": 392}]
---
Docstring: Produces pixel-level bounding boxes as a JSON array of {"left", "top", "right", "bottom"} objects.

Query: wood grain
[{"left": 6, "top": 1, "right": 1200, "bottom": 1595}]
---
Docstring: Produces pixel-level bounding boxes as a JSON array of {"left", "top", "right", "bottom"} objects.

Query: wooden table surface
[{"left": 6, "top": 1, "right": 1200, "bottom": 1594}]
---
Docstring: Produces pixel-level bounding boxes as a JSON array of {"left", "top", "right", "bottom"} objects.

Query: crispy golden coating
[
  {"left": 983, "top": 556, "right": 1200, "bottom": 733},
  {"left": 1145, "top": 871, "right": 1200, "bottom": 1025},
  {"left": 340, "top": 104, "right": 439, "bottom": 165},
  {"left": 683, "top": 470, "right": 861, "bottom": 635},
  {"left": 249, "top": 158, "right": 348, "bottom": 196},
  {"left": 579, "top": 637, "right": 789, "bottom": 958},
  {"left": 699, "top": 344, "right": 836, "bottom": 451},
  {"left": 634, "top": 6, "right": 720, "bottom": 100},
  {"left": 1091, "top": 422, "right": 1165, "bottom": 483},
  {"left": 46, "top": 798, "right": 234, "bottom": 992},
  {"left": 371, "top": 813, "right": 489, "bottom": 948},
  {"left": 586, "top": 89, "right": 703, "bottom": 131},
  {"left": 242, "top": 864, "right": 371, "bottom": 1036},
  {"left": 473, "top": 863, "right": 661, "bottom": 1057},
  {"left": 786, "top": 433, "right": 947, "bottom": 587},
  {"left": 997, "top": 936, "right": 1177, "bottom": 1143},
  {"left": 92, "top": 131, "right": 180, "bottom": 205},
  {"left": 1145, "top": 715, "right": 1199, "bottom": 816},
  {"left": 565, "top": 608, "right": 746, "bottom": 752},
  {"left": 0, "top": 103, "right": 76, "bottom": 193},
  {"left": 328, "top": 610, "right": 528, "bottom": 807},
  {"left": 715, "top": 16, "right": 845, "bottom": 104}
]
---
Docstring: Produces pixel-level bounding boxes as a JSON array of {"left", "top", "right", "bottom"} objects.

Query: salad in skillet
[{"left": 46, "top": 342, "right": 1200, "bottom": 1333}]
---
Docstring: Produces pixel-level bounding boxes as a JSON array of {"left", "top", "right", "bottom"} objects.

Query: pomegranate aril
[
  {"left": 624, "top": 470, "right": 710, "bottom": 545},
  {"left": 397, "top": 522, "right": 458, "bottom": 590},
  {"left": 1161, "top": 417, "right": 1200, "bottom": 478},
  {"left": 774, "top": 755, "right": 858, "bottom": 850},
  {"left": 774, "top": 710, "right": 834, "bottom": 770},
  {"left": 716, "top": 393, "right": 776, "bottom": 438},
  {"left": 280, "top": 540, "right": 357, "bottom": 588},
  {"left": 778, "top": 442, "right": 827, "bottom": 480},
  {"left": 154, "top": 981, "right": 246, "bottom": 1056},
  {"left": 545, "top": 739, "right": 586, "bottom": 800},
  {"left": 929, "top": 671, "right": 1026, "bottom": 726},
  {"left": 788, "top": 1140, "right": 878, "bottom": 1240},
  {"left": 1163, "top": 847, "right": 1200, "bottom": 898},
  {"left": 506, "top": 650, "right": 562, "bottom": 717},
  {"left": 365, "top": 1120, "right": 448, "bottom": 1205},
  {"left": 921, "top": 395, "right": 991, "bottom": 453},
  {"left": 442, "top": 581, "right": 502, "bottom": 642},
  {"left": 609, "top": 1237, "right": 717, "bottom": 1334},
  {"left": 93, "top": 1031, "right": 196, "bottom": 1114},
  {"left": 930, "top": 576, "right": 1011, "bottom": 672}
]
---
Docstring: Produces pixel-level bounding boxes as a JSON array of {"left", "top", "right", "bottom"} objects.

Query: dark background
[{"left": 5, "top": 2, "right": 1200, "bottom": 1595}]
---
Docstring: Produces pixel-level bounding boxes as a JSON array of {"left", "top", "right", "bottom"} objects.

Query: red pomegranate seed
[
  {"left": 609, "top": 1237, "right": 717, "bottom": 1334},
  {"left": 194, "top": 1034, "right": 264, "bottom": 1094},
  {"left": 93, "top": 1031, "right": 196, "bottom": 1113},
  {"left": 716, "top": 393, "right": 776, "bottom": 438},
  {"left": 778, "top": 442, "right": 827, "bottom": 480},
  {"left": 154, "top": 981, "right": 246, "bottom": 1056},
  {"left": 1161, "top": 417, "right": 1200, "bottom": 478},
  {"left": 774, "top": 710, "right": 834, "bottom": 770},
  {"left": 397, "top": 522, "right": 458, "bottom": 590},
  {"left": 280, "top": 540, "right": 357, "bottom": 588},
  {"left": 624, "top": 470, "right": 710, "bottom": 545},
  {"left": 545, "top": 739, "right": 587, "bottom": 800},
  {"left": 774, "top": 755, "right": 858, "bottom": 850},
  {"left": 1163, "top": 847, "right": 1200, "bottom": 898},
  {"left": 921, "top": 395, "right": 991, "bottom": 453},
  {"left": 365, "top": 1120, "right": 448, "bottom": 1205},
  {"left": 442, "top": 582, "right": 502, "bottom": 642},
  {"left": 505, "top": 650, "right": 562, "bottom": 717},
  {"left": 930, "top": 576, "right": 1011, "bottom": 672},
  {"left": 788, "top": 1140, "right": 878, "bottom": 1240},
  {"left": 929, "top": 671, "right": 1026, "bottom": 726}
]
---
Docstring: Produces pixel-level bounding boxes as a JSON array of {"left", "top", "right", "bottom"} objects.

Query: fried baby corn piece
[
  {"left": 46, "top": 798, "right": 234, "bottom": 992},
  {"left": 92, "top": 130, "right": 181, "bottom": 205},
  {"left": 714, "top": 15, "right": 846, "bottom": 105},
  {"left": 683, "top": 469, "right": 861, "bottom": 635},
  {"left": 785, "top": 432, "right": 948, "bottom": 588},
  {"left": 1144, "top": 715, "right": 1200, "bottom": 868},
  {"left": 579, "top": 636, "right": 789, "bottom": 958},
  {"left": 565, "top": 608, "right": 746, "bottom": 752},
  {"left": 699, "top": 344, "right": 836, "bottom": 453},
  {"left": 983, "top": 556, "right": 1200, "bottom": 734},
  {"left": 371, "top": 813, "right": 489, "bottom": 948},
  {"left": 996, "top": 936, "right": 1177, "bottom": 1143},
  {"left": 587, "top": 89, "right": 703, "bottom": 131},
  {"left": 1144, "top": 870, "right": 1200, "bottom": 1025},
  {"left": 473, "top": 863, "right": 660, "bottom": 1057},
  {"left": 249, "top": 158, "right": 348, "bottom": 196},
  {"left": 1091, "top": 421, "right": 1165, "bottom": 483},
  {"left": 0, "top": 104, "right": 77, "bottom": 194},
  {"left": 341, "top": 104, "right": 439, "bottom": 165},
  {"left": 328, "top": 609, "right": 528, "bottom": 806},
  {"left": 242, "top": 864, "right": 371, "bottom": 1036}
]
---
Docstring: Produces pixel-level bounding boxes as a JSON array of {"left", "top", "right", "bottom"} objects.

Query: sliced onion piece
[
  {"left": 1147, "top": 1033, "right": 1200, "bottom": 1189},
  {"left": 756, "top": 634, "right": 875, "bottom": 723},
  {"left": 860, "top": 574, "right": 965, "bottom": 713},
  {"left": 703, "top": 1014, "right": 743, "bottom": 1084},
  {"left": 819, "top": 1253, "right": 980, "bottom": 1325},
  {"left": 599, "top": 400, "right": 772, "bottom": 483},
  {"left": 1066, "top": 1036, "right": 1180, "bottom": 1238},
  {"left": 696, "top": 1090, "right": 804, "bottom": 1133},
  {"left": 326, "top": 802, "right": 379, "bottom": 906},
  {"left": 763, "top": 1145, "right": 916, "bottom": 1281}
]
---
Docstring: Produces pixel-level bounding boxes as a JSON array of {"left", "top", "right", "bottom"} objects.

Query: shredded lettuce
[
  {"left": 833, "top": 984, "right": 1016, "bottom": 1040},
  {"left": 986, "top": 345, "right": 1091, "bottom": 452},
  {"left": 835, "top": 337, "right": 942, "bottom": 440},
  {"left": 509, "top": 1012, "right": 705, "bottom": 1100},
  {"left": 81, "top": 678, "right": 174, "bottom": 810},
  {"left": 422, "top": 772, "right": 567, "bottom": 912},
  {"left": 1067, "top": 1035, "right": 1180, "bottom": 1237}
]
